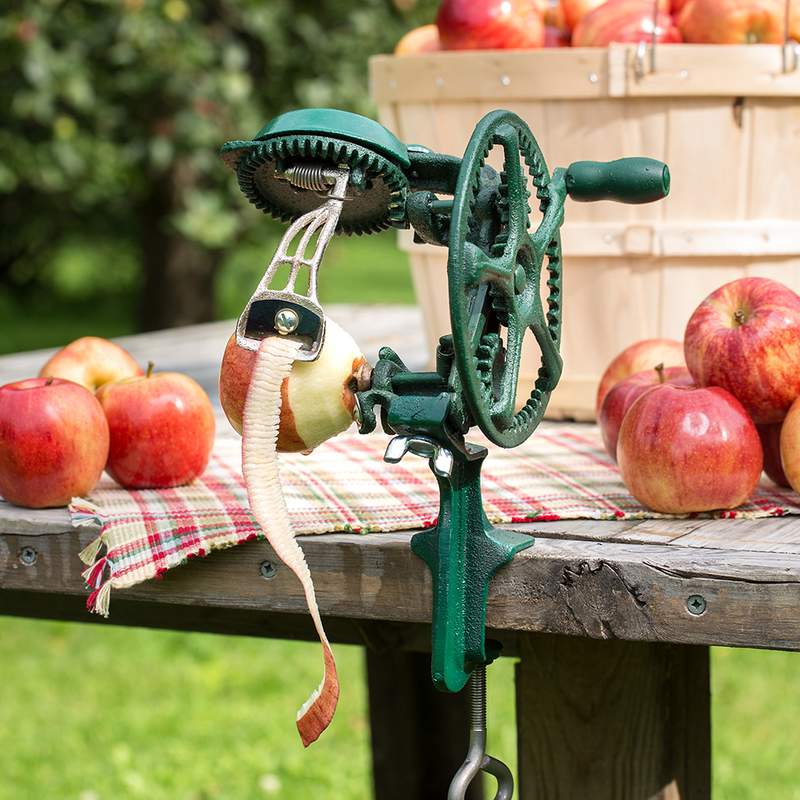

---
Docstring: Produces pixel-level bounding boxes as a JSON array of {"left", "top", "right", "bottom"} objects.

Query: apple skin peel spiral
[{"left": 220, "top": 318, "right": 370, "bottom": 745}]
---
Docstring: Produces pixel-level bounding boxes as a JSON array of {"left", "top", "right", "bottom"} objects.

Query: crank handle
[{"left": 565, "top": 157, "right": 670, "bottom": 204}]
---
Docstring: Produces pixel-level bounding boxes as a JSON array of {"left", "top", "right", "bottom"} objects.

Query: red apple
[
  {"left": 395, "top": 24, "right": 441, "bottom": 55},
  {"left": 559, "top": 0, "right": 611, "bottom": 31},
  {"left": 219, "top": 318, "right": 370, "bottom": 453},
  {"left": 0, "top": 378, "right": 109, "bottom": 508},
  {"left": 40, "top": 336, "right": 142, "bottom": 392},
  {"left": 780, "top": 397, "right": 800, "bottom": 493},
  {"left": 758, "top": 422, "right": 790, "bottom": 488},
  {"left": 598, "top": 364, "right": 693, "bottom": 460},
  {"left": 544, "top": 24, "right": 572, "bottom": 45},
  {"left": 684, "top": 277, "right": 800, "bottom": 425},
  {"left": 617, "top": 384, "right": 762, "bottom": 513},
  {"left": 677, "top": 0, "right": 782, "bottom": 43},
  {"left": 437, "top": 0, "right": 545, "bottom": 50},
  {"left": 573, "top": 0, "right": 682, "bottom": 46},
  {"left": 595, "top": 338, "right": 685, "bottom": 416},
  {"left": 96, "top": 366, "right": 215, "bottom": 489}
]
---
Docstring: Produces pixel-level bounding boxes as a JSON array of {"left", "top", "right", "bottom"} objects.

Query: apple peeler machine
[{"left": 222, "top": 107, "right": 669, "bottom": 799}]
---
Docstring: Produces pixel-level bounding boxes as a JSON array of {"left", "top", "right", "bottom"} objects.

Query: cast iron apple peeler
[{"left": 222, "top": 106, "right": 670, "bottom": 798}]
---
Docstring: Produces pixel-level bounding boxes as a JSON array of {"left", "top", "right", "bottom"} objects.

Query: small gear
[{"left": 223, "top": 134, "right": 408, "bottom": 236}]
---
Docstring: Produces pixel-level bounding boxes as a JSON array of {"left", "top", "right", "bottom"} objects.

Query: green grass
[
  {"left": 0, "top": 618, "right": 798, "bottom": 799},
  {"left": 2, "top": 238, "right": 799, "bottom": 797}
]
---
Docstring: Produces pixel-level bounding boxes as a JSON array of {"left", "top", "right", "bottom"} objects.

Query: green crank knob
[{"left": 565, "top": 157, "right": 670, "bottom": 204}]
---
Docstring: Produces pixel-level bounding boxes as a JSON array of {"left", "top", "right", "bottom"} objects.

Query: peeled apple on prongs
[{"left": 219, "top": 316, "right": 372, "bottom": 452}]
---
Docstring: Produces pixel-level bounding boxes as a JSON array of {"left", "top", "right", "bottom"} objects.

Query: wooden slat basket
[{"left": 369, "top": 44, "right": 800, "bottom": 420}]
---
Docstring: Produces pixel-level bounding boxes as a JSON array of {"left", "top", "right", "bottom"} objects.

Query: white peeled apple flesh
[{"left": 219, "top": 317, "right": 370, "bottom": 451}]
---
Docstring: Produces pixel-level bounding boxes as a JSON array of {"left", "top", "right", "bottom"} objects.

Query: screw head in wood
[
  {"left": 19, "top": 546, "right": 37, "bottom": 566},
  {"left": 259, "top": 560, "right": 278, "bottom": 580},
  {"left": 686, "top": 594, "right": 706, "bottom": 616}
]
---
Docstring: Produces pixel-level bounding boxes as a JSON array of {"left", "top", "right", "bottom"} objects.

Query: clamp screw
[
  {"left": 274, "top": 308, "right": 300, "bottom": 335},
  {"left": 686, "top": 594, "right": 707, "bottom": 616},
  {"left": 19, "top": 546, "right": 37, "bottom": 566},
  {"left": 259, "top": 560, "right": 278, "bottom": 580}
]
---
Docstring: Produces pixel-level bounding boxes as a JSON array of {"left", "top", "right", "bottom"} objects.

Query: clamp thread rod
[{"left": 469, "top": 665, "right": 487, "bottom": 733}]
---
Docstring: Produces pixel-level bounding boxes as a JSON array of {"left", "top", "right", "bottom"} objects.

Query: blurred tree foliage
[{"left": 0, "top": 0, "right": 436, "bottom": 329}]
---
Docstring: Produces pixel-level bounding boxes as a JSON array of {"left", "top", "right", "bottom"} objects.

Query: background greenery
[{"left": 1, "top": 1, "right": 798, "bottom": 798}]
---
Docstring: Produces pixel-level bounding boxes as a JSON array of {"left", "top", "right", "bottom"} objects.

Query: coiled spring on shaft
[{"left": 282, "top": 164, "right": 335, "bottom": 192}]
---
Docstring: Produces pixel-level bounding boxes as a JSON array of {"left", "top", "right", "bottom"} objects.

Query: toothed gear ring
[{"left": 221, "top": 109, "right": 410, "bottom": 236}]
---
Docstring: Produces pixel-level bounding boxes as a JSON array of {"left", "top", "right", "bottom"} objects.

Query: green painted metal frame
[{"left": 223, "top": 107, "right": 670, "bottom": 694}]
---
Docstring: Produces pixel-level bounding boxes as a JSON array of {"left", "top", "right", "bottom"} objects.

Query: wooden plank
[
  {"left": 668, "top": 516, "right": 800, "bottom": 554},
  {"left": 515, "top": 635, "right": 710, "bottom": 799},
  {"left": 366, "top": 650, "right": 482, "bottom": 800},
  {"left": 369, "top": 51, "right": 611, "bottom": 104},
  {"left": 370, "top": 46, "right": 800, "bottom": 104},
  {"left": 3, "top": 527, "right": 800, "bottom": 649},
  {"left": 0, "top": 588, "right": 439, "bottom": 649}
]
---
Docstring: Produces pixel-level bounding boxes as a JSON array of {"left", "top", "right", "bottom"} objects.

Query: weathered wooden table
[{"left": 2, "top": 305, "right": 799, "bottom": 800}]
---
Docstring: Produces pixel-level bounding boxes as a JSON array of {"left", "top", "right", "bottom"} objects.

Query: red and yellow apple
[
  {"left": 0, "top": 378, "right": 109, "bottom": 508},
  {"left": 573, "top": 0, "right": 681, "bottom": 46},
  {"left": 219, "top": 318, "right": 371, "bottom": 453},
  {"left": 559, "top": 0, "right": 606, "bottom": 31},
  {"left": 437, "top": 0, "right": 545, "bottom": 49},
  {"left": 677, "top": 0, "right": 782, "bottom": 43},
  {"left": 595, "top": 337, "right": 685, "bottom": 416},
  {"left": 780, "top": 398, "right": 800, "bottom": 493},
  {"left": 617, "top": 384, "right": 762, "bottom": 513},
  {"left": 40, "top": 336, "right": 142, "bottom": 392},
  {"left": 758, "top": 422, "right": 790, "bottom": 488},
  {"left": 684, "top": 277, "right": 800, "bottom": 424},
  {"left": 97, "top": 367, "right": 215, "bottom": 489},
  {"left": 598, "top": 364, "right": 693, "bottom": 460},
  {"left": 395, "top": 24, "right": 441, "bottom": 55}
]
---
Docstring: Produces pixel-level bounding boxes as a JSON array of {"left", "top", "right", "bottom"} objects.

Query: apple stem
[
  {"left": 45, "top": 377, "right": 54, "bottom": 386},
  {"left": 733, "top": 309, "right": 747, "bottom": 326},
  {"left": 655, "top": 362, "right": 665, "bottom": 384},
  {"left": 146, "top": 361, "right": 154, "bottom": 378}
]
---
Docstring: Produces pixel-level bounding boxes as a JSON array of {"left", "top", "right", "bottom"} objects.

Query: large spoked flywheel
[{"left": 448, "top": 110, "right": 564, "bottom": 449}]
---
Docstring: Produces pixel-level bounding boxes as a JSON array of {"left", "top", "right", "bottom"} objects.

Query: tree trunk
[{"left": 138, "top": 161, "right": 222, "bottom": 331}]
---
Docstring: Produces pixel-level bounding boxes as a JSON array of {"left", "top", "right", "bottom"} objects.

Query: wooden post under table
[{"left": 515, "top": 635, "right": 711, "bottom": 800}]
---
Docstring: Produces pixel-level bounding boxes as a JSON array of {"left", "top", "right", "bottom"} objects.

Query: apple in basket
[
  {"left": 558, "top": 0, "right": 606, "bottom": 31},
  {"left": 684, "top": 277, "right": 800, "bottom": 424},
  {"left": 39, "top": 336, "right": 142, "bottom": 392},
  {"left": 96, "top": 365, "right": 215, "bottom": 489},
  {"left": 596, "top": 338, "right": 685, "bottom": 416},
  {"left": 436, "top": 0, "right": 545, "bottom": 50},
  {"left": 598, "top": 364, "right": 693, "bottom": 461},
  {"left": 572, "top": 0, "right": 681, "bottom": 46},
  {"left": 617, "top": 384, "right": 762, "bottom": 514},
  {"left": 219, "top": 318, "right": 372, "bottom": 452},
  {"left": 0, "top": 378, "right": 109, "bottom": 508},
  {"left": 677, "top": 0, "right": 783, "bottom": 43},
  {"left": 395, "top": 24, "right": 441, "bottom": 54}
]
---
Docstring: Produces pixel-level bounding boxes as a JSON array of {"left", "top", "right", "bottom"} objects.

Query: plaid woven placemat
[{"left": 72, "top": 422, "right": 800, "bottom": 615}]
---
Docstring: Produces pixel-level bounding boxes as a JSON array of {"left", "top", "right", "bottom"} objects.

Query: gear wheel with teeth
[
  {"left": 222, "top": 134, "right": 408, "bottom": 236},
  {"left": 448, "top": 110, "right": 563, "bottom": 449}
]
